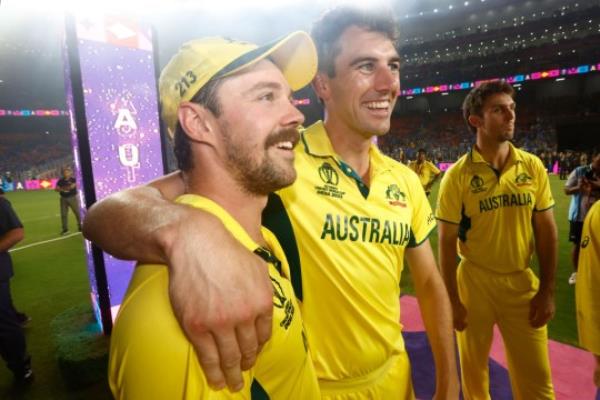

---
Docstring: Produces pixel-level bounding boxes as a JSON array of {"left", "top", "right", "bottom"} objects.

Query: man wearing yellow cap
[
  {"left": 86, "top": 6, "right": 458, "bottom": 399},
  {"left": 108, "top": 33, "right": 320, "bottom": 399}
]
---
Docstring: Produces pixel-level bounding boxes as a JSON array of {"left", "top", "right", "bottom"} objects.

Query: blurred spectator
[{"left": 0, "top": 188, "right": 33, "bottom": 384}]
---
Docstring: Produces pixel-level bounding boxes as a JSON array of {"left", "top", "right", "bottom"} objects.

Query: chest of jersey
[{"left": 462, "top": 161, "right": 538, "bottom": 221}]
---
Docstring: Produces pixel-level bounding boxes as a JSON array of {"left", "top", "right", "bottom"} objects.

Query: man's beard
[{"left": 221, "top": 126, "right": 299, "bottom": 196}]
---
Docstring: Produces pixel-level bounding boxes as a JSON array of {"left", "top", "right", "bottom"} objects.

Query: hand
[
  {"left": 529, "top": 289, "right": 555, "bottom": 328},
  {"left": 164, "top": 213, "right": 273, "bottom": 391},
  {"left": 452, "top": 301, "right": 468, "bottom": 331}
]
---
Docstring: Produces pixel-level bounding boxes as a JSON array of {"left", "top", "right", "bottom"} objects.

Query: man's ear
[
  {"left": 468, "top": 114, "right": 482, "bottom": 131},
  {"left": 312, "top": 72, "right": 331, "bottom": 101},
  {"left": 177, "top": 102, "right": 218, "bottom": 145}
]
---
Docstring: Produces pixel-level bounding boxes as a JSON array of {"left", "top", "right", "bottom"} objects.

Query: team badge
[
  {"left": 470, "top": 175, "right": 486, "bottom": 193},
  {"left": 581, "top": 236, "right": 590, "bottom": 248},
  {"left": 385, "top": 184, "right": 407, "bottom": 207},
  {"left": 515, "top": 172, "right": 533, "bottom": 186}
]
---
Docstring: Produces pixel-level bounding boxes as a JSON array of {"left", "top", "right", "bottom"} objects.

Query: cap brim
[{"left": 219, "top": 31, "right": 317, "bottom": 91}]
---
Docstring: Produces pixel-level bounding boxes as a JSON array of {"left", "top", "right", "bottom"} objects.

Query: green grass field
[{"left": 0, "top": 175, "right": 579, "bottom": 398}]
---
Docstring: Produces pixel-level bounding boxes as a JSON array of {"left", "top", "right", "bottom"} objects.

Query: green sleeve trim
[
  {"left": 435, "top": 217, "right": 460, "bottom": 225},
  {"left": 534, "top": 204, "right": 555, "bottom": 212},
  {"left": 407, "top": 225, "right": 435, "bottom": 248}
]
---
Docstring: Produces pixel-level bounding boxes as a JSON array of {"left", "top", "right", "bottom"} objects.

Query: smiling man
[
  {"left": 108, "top": 33, "right": 321, "bottom": 399},
  {"left": 85, "top": 6, "right": 458, "bottom": 399},
  {"left": 437, "top": 80, "right": 558, "bottom": 399}
]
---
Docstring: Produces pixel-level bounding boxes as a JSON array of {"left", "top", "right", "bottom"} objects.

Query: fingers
[
  {"left": 190, "top": 332, "right": 227, "bottom": 390},
  {"left": 255, "top": 293, "right": 274, "bottom": 351},
  {"left": 213, "top": 329, "right": 245, "bottom": 392},
  {"left": 236, "top": 321, "right": 259, "bottom": 371}
]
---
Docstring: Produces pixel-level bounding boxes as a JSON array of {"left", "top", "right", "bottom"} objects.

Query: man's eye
[
  {"left": 389, "top": 63, "right": 400, "bottom": 72},
  {"left": 259, "top": 92, "right": 275, "bottom": 101},
  {"left": 358, "top": 63, "right": 374, "bottom": 72}
]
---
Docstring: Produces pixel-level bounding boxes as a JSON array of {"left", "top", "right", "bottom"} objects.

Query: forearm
[
  {"left": 439, "top": 236, "right": 460, "bottom": 306},
  {"left": 83, "top": 185, "right": 204, "bottom": 263},
  {"left": 406, "top": 242, "right": 458, "bottom": 395},
  {"left": 415, "top": 273, "right": 457, "bottom": 391},
  {"left": 534, "top": 222, "right": 558, "bottom": 294},
  {"left": 564, "top": 186, "right": 580, "bottom": 195},
  {"left": 0, "top": 228, "right": 24, "bottom": 252}
]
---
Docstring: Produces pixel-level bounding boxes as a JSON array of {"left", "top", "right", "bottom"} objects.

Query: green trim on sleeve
[
  {"left": 407, "top": 224, "right": 435, "bottom": 248},
  {"left": 533, "top": 204, "right": 555, "bottom": 212},
  {"left": 435, "top": 217, "right": 460, "bottom": 225}
]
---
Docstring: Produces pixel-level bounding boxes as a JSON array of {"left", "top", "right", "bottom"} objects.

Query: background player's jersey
[
  {"left": 109, "top": 195, "right": 319, "bottom": 400},
  {"left": 407, "top": 160, "right": 440, "bottom": 189},
  {"left": 576, "top": 200, "right": 600, "bottom": 355},
  {"left": 263, "top": 121, "right": 436, "bottom": 382},
  {"left": 436, "top": 143, "right": 555, "bottom": 273}
]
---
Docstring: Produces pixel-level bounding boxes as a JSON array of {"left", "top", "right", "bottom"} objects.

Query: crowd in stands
[
  {"left": 378, "top": 105, "right": 598, "bottom": 176},
  {"left": 0, "top": 132, "right": 72, "bottom": 183}
]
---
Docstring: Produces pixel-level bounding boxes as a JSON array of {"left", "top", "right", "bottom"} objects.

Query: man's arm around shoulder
[{"left": 82, "top": 171, "right": 273, "bottom": 391}]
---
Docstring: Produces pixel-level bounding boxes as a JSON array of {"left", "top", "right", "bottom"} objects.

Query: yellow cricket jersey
[
  {"left": 109, "top": 195, "right": 319, "bottom": 400},
  {"left": 576, "top": 200, "right": 600, "bottom": 355},
  {"left": 407, "top": 160, "right": 440, "bottom": 190},
  {"left": 435, "top": 143, "right": 555, "bottom": 273},
  {"left": 262, "top": 121, "right": 436, "bottom": 383}
]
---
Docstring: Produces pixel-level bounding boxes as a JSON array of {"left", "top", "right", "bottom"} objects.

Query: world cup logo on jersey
[
  {"left": 319, "top": 162, "right": 339, "bottom": 186},
  {"left": 470, "top": 175, "right": 486, "bottom": 193}
]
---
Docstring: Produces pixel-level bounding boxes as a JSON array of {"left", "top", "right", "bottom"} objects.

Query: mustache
[{"left": 264, "top": 127, "right": 301, "bottom": 149}]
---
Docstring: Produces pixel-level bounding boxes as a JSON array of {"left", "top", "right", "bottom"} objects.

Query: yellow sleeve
[
  {"left": 533, "top": 157, "right": 555, "bottom": 211},
  {"left": 109, "top": 265, "right": 252, "bottom": 400},
  {"left": 428, "top": 161, "right": 441, "bottom": 175},
  {"left": 407, "top": 172, "right": 436, "bottom": 247},
  {"left": 435, "top": 167, "right": 462, "bottom": 224}
]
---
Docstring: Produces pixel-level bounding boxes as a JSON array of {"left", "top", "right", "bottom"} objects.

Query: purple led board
[{"left": 63, "top": 14, "right": 166, "bottom": 332}]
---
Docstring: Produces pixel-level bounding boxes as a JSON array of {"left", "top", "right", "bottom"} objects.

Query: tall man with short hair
[
  {"left": 437, "top": 80, "right": 557, "bottom": 399},
  {"left": 85, "top": 6, "right": 459, "bottom": 399}
]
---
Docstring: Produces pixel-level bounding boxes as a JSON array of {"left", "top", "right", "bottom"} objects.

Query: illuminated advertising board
[{"left": 63, "top": 14, "right": 166, "bottom": 332}]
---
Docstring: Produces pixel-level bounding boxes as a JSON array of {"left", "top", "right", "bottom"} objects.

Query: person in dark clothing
[
  {"left": 55, "top": 167, "right": 81, "bottom": 235},
  {"left": 0, "top": 188, "right": 32, "bottom": 383}
]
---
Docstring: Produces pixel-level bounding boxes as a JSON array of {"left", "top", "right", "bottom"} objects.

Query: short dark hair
[
  {"left": 462, "top": 80, "right": 514, "bottom": 134},
  {"left": 417, "top": 148, "right": 426, "bottom": 154},
  {"left": 311, "top": 6, "right": 399, "bottom": 77},
  {"left": 173, "top": 77, "right": 223, "bottom": 171}
]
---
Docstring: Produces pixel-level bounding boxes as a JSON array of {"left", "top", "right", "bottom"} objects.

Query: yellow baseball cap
[{"left": 159, "top": 31, "right": 317, "bottom": 139}]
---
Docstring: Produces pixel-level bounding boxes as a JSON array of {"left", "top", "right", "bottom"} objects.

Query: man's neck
[
  {"left": 324, "top": 119, "right": 372, "bottom": 185},
  {"left": 184, "top": 170, "right": 267, "bottom": 246},
  {"left": 475, "top": 136, "right": 511, "bottom": 172}
]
